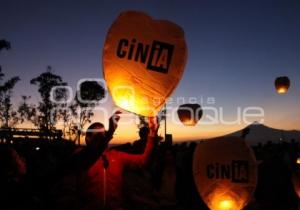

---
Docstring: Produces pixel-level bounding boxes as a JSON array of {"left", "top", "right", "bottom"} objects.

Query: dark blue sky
[{"left": 1, "top": 0, "right": 300, "bottom": 140}]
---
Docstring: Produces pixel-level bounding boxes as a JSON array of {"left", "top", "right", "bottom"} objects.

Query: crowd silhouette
[{"left": 1, "top": 124, "right": 300, "bottom": 210}]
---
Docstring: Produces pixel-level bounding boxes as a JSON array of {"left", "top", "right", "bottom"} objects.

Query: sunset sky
[{"left": 1, "top": 0, "right": 300, "bottom": 144}]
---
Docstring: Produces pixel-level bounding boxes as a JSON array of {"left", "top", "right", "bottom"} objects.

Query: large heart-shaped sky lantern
[
  {"left": 103, "top": 11, "right": 187, "bottom": 116},
  {"left": 193, "top": 137, "right": 257, "bottom": 210}
]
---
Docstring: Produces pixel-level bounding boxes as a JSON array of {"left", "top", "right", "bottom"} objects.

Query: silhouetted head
[
  {"left": 139, "top": 126, "right": 149, "bottom": 139},
  {"left": 85, "top": 122, "right": 106, "bottom": 149}
]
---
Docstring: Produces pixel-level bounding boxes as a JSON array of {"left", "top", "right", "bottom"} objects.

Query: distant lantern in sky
[
  {"left": 103, "top": 11, "right": 187, "bottom": 116},
  {"left": 275, "top": 76, "right": 290, "bottom": 94},
  {"left": 193, "top": 137, "right": 257, "bottom": 210},
  {"left": 177, "top": 103, "right": 202, "bottom": 126}
]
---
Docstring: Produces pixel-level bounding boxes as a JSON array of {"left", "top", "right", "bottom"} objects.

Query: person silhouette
[
  {"left": 131, "top": 126, "right": 150, "bottom": 154},
  {"left": 0, "top": 145, "right": 27, "bottom": 210},
  {"left": 51, "top": 111, "right": 161, "bottom": 210}
]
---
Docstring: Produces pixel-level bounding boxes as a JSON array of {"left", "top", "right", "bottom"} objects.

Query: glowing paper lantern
[
  {"left": 292, "top": 173, "right": 300, "bottom": 198},
  {"left": 193, "top": 137, "right": 257, "bottom": 210},
  {"left": 275, "top": 76, "right": 290, "bottom": 94},
  {"left": 177, "top": 103, "right": 202, "bottom": 126},
  {"left": 103, "top": 11, "right": 187, "bottom": 116}
]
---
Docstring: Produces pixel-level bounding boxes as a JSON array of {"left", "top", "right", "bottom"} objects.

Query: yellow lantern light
[
  {"left": 296, "top": 157, "right": 300, "bottom": 165},
  {"left": 274, "top": 76, "right": 290, "bottom": 94},
  {"left": 193, "top": 137, "right": 257, "bottom": 210},
  {"left": 212, "top": 195, "right": 237, "bottom": 210},
  {"left": 103, "top": 11, "right": 187, "bottom": 116},
  {"left": 219, "top": 200, "right": 231, "bottom": 209}
]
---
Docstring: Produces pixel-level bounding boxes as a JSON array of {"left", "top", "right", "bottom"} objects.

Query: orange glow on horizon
[
  {"left": 7, "top": 120, "right": 279, "bottom": 144},
  {"left": 10, "top": 105, "right": 300, "bottom": 145}
]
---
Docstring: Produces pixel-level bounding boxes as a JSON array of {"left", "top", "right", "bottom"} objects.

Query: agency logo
[
  {"left": 116, "top": 38, "right": 174, "bottom": 73},
  {"left": 206, "top": 160, "right": 249, "bottom": 183}
]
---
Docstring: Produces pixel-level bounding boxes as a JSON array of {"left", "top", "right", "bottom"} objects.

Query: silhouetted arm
[
  {"left": 119, "top": 117, "right": 160, "bottom": 167},
  {"left": 49, "top": 112, "right": 121, "bottom": 182}
]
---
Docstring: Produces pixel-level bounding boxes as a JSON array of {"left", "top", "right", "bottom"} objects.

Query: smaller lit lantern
[
  {"left": 193, "top": 137, "right": 257, "bottom": 210},
  {"left": 177, "top": 103, "right": 202, "bottom": 126},
  {"left": 274, "top": 76, "right": 290, "bottom": 94},
  {"left": 296, "top": 157, "right": 300, "bottom": 165},
  {"left": 292, "top": 173, "right": 300, "bottom": 198}
]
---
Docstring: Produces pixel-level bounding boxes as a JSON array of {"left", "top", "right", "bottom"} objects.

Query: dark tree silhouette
[
  {"left": 0, "top": 41, "right": 20, "bottom": 128},
  {"left": 18, "top": 96, "right": 36, "bottom": 125},
  {"left": 57, "top": 101, "right": 77, "bottom": 139},
  {"left": 52, "top": 84, "right": 76, "bottom": 138},
  {"left": 30, "top": 66, "right": 67, "bottom": 131},
  {"left": 73, "top": 80, "right": 106, "bottom": 144},
  {"left": 0, "top": 39, "right": 11, "bottom": 51},
  {"left": 0, "top": 74, "right": 20, "bottom": 128},
  {"left": 0, "top": 39, "right": 11, "bottom": 72}
]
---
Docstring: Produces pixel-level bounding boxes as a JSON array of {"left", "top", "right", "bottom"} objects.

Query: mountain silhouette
[{"left": 227, "top": 122, "right": 300, "bottom": 145}]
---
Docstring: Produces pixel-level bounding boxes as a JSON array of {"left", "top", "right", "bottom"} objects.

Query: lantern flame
[
  {"left": 182, "top": 119, "right": 197, "bottom": 126},
  {"left": 277, "top": 87, "right": 288, "bottom": 94},
  {"left": 112, "top": 86, "right": 135, "bottom": 111},
  {"left": 119, "top": 98, "right": 131, "bottom": 109},
  {"left": 219, "top": 200, "right": 233, "bottom": 210},
  {"left": 210, "top": 194, "right": 239, "bottom": 210},
  {"left": 296, "top": 158, "right": 300, "bottom": 164},
  {"left": 111, "top": 85, "right": 158, "bottom": 116}
]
